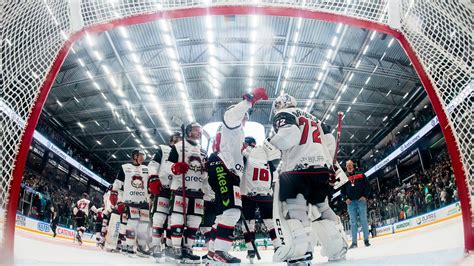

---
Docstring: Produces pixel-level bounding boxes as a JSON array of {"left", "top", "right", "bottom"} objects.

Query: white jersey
[
  {"left": 241, "top": 146, "right": 273, "bottom": 196},
  {"left": 102, "top": 190, "right": 113, "bottom": 215},
  {"left": 76, "top": 198, "right": 91, "bottom": 214},
  {"left": 148, "top": 144, "right": 174, "bottom": 188},
  {"left": 270, "top": 107, "right": 334, "bottom": 173},
  {"left": 214, "top": 100, "right": 252, "bottom": 178},
  {"left": 202, "top": 173, "right": 215, "bottom": 201},
  {"left": 168, "top": 139, "right": 206, "bottom": 192},
  {"left": 113, "top": 163, "right": 149, "bottom": 204}
]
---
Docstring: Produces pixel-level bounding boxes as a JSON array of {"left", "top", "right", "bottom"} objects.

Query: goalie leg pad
[
  {"left": 125, "top": 219, "right": 138, "bottom": 247},
  {"left": 312, "top": 219, "right": 348, "bottom": 261},
  {"left": 105, "top": 213, "right": 121, "bottom": 250},
  {"left": 137, "top": 209, "right": 150, "bottom": 247}
]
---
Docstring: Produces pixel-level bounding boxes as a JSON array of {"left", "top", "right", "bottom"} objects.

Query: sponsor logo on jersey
[
  {"left": 216, "top": 166, "right": 230, "bottom": 207},
  {"left": 195, "top": 201, "right": 204, "bottom": 210},
  {"left": 158, "top": 200, "right": 169, "bottom": 208},
  {"left": 129, "top": 191, "right": 145, "bottom": 196},
  {"left": 131, "top": 175, "right": 144, "bottom": 189},
  {"left": 188, "top": 155, "right": 204, "bottom": 173},
  {"left": 185, "top": 175, "right": 203, "bottom": 182}
]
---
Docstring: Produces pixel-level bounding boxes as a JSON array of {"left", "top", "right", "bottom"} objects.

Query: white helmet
[{"left": 273, "top": 93, "right": 297, "bottom": 113}]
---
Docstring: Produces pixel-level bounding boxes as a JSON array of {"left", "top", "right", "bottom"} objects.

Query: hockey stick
[
  {"left": 181, "top": 123, "right": 187, "bottom": 245},
  {"left": 333, "top": 112, "right": 343, "bottom": 165},
  {"left": 241, "top": 214, "right": 261, "bottom": 260}
]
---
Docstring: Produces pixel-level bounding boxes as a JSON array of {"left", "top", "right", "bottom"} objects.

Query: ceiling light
[
  {"left": 351, "top": 149, "right": 355, "bottom": 154},
  {"left": 370, "top": 31, "right": 376, "bottom": 40},
  {"left": 359, "top": 87, "right": 364, "bottom": 94},
  {"left": 125, "top": 40, "right": 134, "bottom": 51},
  {"left": 309, "top": 91, "right": 315, "bottom": 98},
  {"left": 170, "top": 60, "right": 179, "bottom": 71},
  {"left": 77, "top": 58, "right": 85, "bottom": 67},
  {"left": 383, "top": 116, "right": 388, "bottom": 121},
  {"left": 388, "top": 38, "right": 395, "bottom": 47},
  {"left": 317, "top": 72, "right": 323, "bottom": 80},
  {"left": 342, "top": 85, "right": 347, "bottom": 92},
  {"left": 77, "top": 122, "right": 85, "bottom": 128},
  {"left": 56, "top": 100, "right": 63, "bottom": 107},
  {"left": 386, "top": 90, "right": 391, "bottom": 96},
  {"left": 293, "top": 31, "right": 299, "bottom": 43},
  {"left": 326, "top": 114, "right": 330, "bottom": 120},
  {"left": 322, "top": 61, "right": 328, "bottom": 70},
  {"left": 135, "top": 138, "right": 141, "bottom": 144},
  {"left": 380, "top": 52, "right": 386, "bottom": 61},
  {"left": 350, "top": 135, "right": 354, "bottom": 139},
  {"left": 205, "top": 15, "right": 213, "bottom": 29},
  {"left": 336, "top": 96, "right": 341, "bottom": 102},
  {"left": 366, "top": 115, "right": 371, "bottom": 120},
  {"left": 403, "top": 92, "right": 409, "bottom": 99},
  {"left": 336, "top": 23, "right": 343, "bottom": 34},
  {"left": 296, "top": 17, "right": 303, "bottom": 29},
  {"left": 131, "top": 53, "right": 140, "bottom": 63},
  {"left": 102, "top": 65, "right": 110, "bottom": 74},
  {"left": 73, "top": 97, "right": 79, "bottom": 103},
  {"left": 355, "top": 59, "right": 361, "bottom": 68},
  {"left": 346, "top": 106, "right": 351, "bottom": 112},
  {"left": 160, "top": 19, "right": 170, "bottom": 32},
  {"left": 126, "top": 126, "right": 131, "bottom": 132},
  {"left": 207, "top": 30, "right": 215, "bottom": 42},
  {"left": 120, "top": 118, "right": 125, "bottom": 125},
  {"left": 85, "top": 32, "right": 94, "bottom": 47},
  {"left": 101, "top": 93, "right": 107, "bottom": 99},
  {"left": 363, "top": 45, "right": 369, "bottom": 55},
  {"left": 118, "top": 26, "right": 128, "bottom": 38},
  {"left": 94, "top": 120, "right": 100, "bottom": 126},
  {"left": 111, "top": 154, "right": 116, "bottom": 159},
  {"left": 173, "top": 71, "right": 182, "bottom": 81},
  {"left": 96, "top": 140, "right": 102, "bottom": 145},
  {"left": 331, "top": 36, "right": 338, "bottom": 47},
  {"left": 372, "top": 65, "right": 379, "bottom": 73},
  {"left": 330, "top": 105, "right": 335, "bottom": 112},
  {"left": 112, "top": 139, "right": 117, "bottom": 144},
  {"left": 424, "top": 105, "right": 428, "bottom": 109},
  {"left": 85, "top": 70, "right": 93, "bottom": 79},
  {"left": 365, "top": 135, "right": 370, "bottom": 139},
  {"left": 365, "top": 77, "right": 371, "bottom": 84},
  {"left": 163, "top": 34, "right": 173, "bottom": 46},
  {"left": 93, "top": 50, "right": 102, "bottom": 60},
  {"left": 352, "top": 97, "right": 357, "bottom": 104}
]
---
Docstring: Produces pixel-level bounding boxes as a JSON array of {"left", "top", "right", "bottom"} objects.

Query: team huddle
[{"left": 72, "top": 88, "right": 349, "bottom": 264}]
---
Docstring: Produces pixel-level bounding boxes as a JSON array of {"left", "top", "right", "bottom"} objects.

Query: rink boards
[
  {"left": 11, "top": 201, "right": 462, "bottom": 245},
  {"left": 371, "top": 201, "right": 462, "bottom": 238},
  {"left": 14, "top": 213, "right": 96, "bottom": 244}
]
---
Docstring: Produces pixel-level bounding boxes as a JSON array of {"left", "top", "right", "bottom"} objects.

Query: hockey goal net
[{"left": 1, "top": 0, "right": 472, "bottom": 260}]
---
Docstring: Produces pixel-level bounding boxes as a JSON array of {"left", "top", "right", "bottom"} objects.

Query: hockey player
[
  {"left": 148, "top": 132, "right": 182, "bottom": 259},
  {"left": 73, "top": 193, "right": 98, "bottom": 244},
  {"left": 166, "top": 122, "right": 207, "bottom": 262},
  {"left": 206, "top": 87, "right": 268, "bottom": 263},
  {"left": 99, "top": 185, "right": 114, "bottom": 249},
  {"left": 240, "top": 136, "right": 281, "bottom": 263},
  {"left": 200, "top": 151, "right": 217, "bottom": 262},
  {"left": 111, "top": 149, "right": 150, "bottom": 256},
  {"left": 268, "top": 94, "right": 348, "bottom": 263}
]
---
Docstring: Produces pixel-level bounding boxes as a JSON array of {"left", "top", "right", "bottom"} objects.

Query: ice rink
[{"left": 14, "top": 216, "right": 473, "bottom": 265}]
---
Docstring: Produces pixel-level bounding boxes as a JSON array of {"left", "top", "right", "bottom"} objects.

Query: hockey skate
[
  {"left": 126, "top": 245, "right": 136, "bottom": 257},
  {"left": 165, "top": 247, "right": 183, "bottom": 263},
  {"left": 152, "top": 244, "right": 164, "bottom": 262},
  {"left": 75, "top": 231, "right": 83, "bottom": 245},
  {"left": 209, "top": 250, "right": 241, "bottom": 265},
  {"left": 201, "top": 251, "right": 214, "bottom": 263},
  {"left": 180, "top": 247, "right": 201, "bottom": 264},
  {"left": 286, "top": 252, "right": 313, "bottom": 266},
  {"left": 136, "top": 245, "right": 151, "bottom": 258},
  {"left": 247, "top": 250, "right": 256, "bottom": 264}
]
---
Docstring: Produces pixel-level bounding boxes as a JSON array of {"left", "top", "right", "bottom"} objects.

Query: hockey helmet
[
  {"left": 185, "top": 122, "right": 202, "bottom": 137},
  {"left": 273, "top": 93, "right": 297, "bottom": 113},
  {"left": 82, "top": 192, "right": 88, "bottom": 198},
  {"left": 244, "top": 136, "right": 257, "bottom": 147},
  {"left": 131, "top": 148, "right": 146, "bottom": 159}
]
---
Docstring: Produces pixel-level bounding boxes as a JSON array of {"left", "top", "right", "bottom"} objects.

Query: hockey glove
[
  {"left": 243, "top": 87, "right": 268, "bottom": 107},
  {"left": 117, "top": 202, "right": 125, "bottom": 215},
  {"left": 109, "top": 190, "right": 118, "bottom": 206},
  {"left": 148, "top": 175, "right": 162, "bottom": 195},
  {"left": 171, "top": 162, "right": 189, "bottom": 175}
]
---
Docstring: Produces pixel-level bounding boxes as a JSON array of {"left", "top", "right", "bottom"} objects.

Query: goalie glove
[{"left": 148, "top": 175, "right": 162, "bottom": 195}]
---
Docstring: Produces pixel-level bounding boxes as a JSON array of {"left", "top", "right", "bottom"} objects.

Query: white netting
[{"left": 0, "top": 0, "right": 472, "bottom": 253}]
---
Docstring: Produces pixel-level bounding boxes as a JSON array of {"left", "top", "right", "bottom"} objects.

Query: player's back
[
  {"left": 77, "top": 198, "right": 90, "bottom": 214},
  {"left": 241, "top": 146, "right": 272, "bottom": 195},
  {"left": 274, "top": 107, "right": 332, "bottom": 172}
]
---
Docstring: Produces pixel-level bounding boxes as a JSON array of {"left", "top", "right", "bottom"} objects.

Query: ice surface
[{"left": 14, "top": 216, "right": 473, "bottom": 265}]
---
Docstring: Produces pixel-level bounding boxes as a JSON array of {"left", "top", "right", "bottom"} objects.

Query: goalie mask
[{"left": 273, "top": 93, "right": 297, "bottom": 113}]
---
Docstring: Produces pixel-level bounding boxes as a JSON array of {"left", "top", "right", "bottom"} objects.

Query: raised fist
[
  {"left": 243, "top": 87, "right": 268, "bottom": 106},
  {"left": 171, "top": 162, "right": 189, "bottom": 175},
  {"left": 109, "top": 190, "right": 118, "bottom": 206},
  {"left": 148, "top": 175, "right": 162, "bottom": 195}
]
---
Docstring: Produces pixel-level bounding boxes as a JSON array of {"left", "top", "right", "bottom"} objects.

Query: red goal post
[{"left": 1, "top": 1, "right": 472, "bottom": 262}]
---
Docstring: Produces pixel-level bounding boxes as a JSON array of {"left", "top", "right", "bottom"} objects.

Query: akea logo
[{"left": 216, "top": 166, "right": 230, "bottom": 207}]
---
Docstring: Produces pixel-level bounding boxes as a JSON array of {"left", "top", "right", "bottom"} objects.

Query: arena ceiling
[{"left": 41, "top": 14, "right": 426, "bottom": 172}]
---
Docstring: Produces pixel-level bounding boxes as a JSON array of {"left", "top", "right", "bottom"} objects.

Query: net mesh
[{"left": 0, "top": 0, "right": 472, "bottom": 251}]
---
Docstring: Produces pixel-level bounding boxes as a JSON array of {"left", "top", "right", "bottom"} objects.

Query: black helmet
[
  {"left": 82, "top": 192, "right": 88, "bottom": 198},
  {"left": 244, "top": 136, "right": 257, "bottom": 147},
  {"left": 185, "top": 122, "right": 202, "bottom": 137}
]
